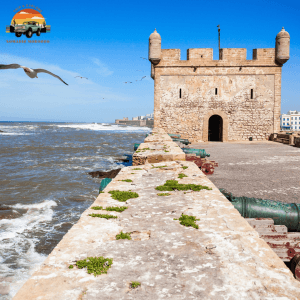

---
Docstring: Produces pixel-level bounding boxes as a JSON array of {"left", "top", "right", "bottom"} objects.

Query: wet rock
[
  {"left": 0, "top": 205, "right": 10, "bottom": 211},
  {"left": 0, "top": 130, "right": 4, "bottom": 133},
  {"left": 0, "top": 209, "right": 21, "bottom": 220},
  {"left": 88, "top": 168, "right": 121, "bottom": 179}
]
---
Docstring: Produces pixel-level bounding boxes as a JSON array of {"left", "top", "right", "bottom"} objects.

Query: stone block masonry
[
  {"left": 13, "top": 129, "right": 300, "bottom": 299},
  {"left": 149, "top": 28, "right": 290, "bottom": 143}
]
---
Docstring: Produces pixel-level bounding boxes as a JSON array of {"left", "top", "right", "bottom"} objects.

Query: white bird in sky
[{"left": 0, "top": 64, "right": 68, "bottom": 85}]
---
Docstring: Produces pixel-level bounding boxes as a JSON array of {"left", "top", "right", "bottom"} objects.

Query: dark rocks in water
[
  {"left": 0, "top": 130, "right": 4, "bottom": 133},
  {"left": 88, "top": 168, "right": 121, "bottom": 179},
  {"left": 0, "top": 205, "right": 10, "bottom": 211},
  {"left": 0, "top": 209, "right": 21, "bottom": 220}
]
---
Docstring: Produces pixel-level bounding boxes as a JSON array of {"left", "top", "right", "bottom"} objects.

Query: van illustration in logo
[{"left": 6, "top": 9, "right": 50, "bottom": 38}]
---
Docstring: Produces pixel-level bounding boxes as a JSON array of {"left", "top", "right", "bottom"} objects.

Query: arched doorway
[{"left": 208, "top": 115, "right": 223, "bottom": 141}]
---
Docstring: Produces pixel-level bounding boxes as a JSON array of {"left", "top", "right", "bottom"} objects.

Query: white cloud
[
  {"left": 92, "top": 58, "right": 113, "bottom": 77},
  {"left": 19, "top": 12, "right": 30, "bottom": 14},
  {"left": 32, "top": 17, "right": 44, "bottom": 19}
]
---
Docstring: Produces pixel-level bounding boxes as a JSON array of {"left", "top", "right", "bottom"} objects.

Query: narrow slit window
[
  {"left": 179, "top": 89, "right": 182, "bottom": 98},
  {"left": 251, "top": 89, "right": 253, "bottom": 99},
  {"left": 215, "top": 88, "right": 218, "bottom": 95}
]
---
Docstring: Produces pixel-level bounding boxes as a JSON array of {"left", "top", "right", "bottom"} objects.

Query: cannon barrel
[
  {"left": 134, "top": 143, "right": 140, "bottom": 151},
  {"left": 219, "top": 189, "right": 300, "bottom": 231},
  {"left": 171, "top": 138, "right": 191, "bottom": 145},
  {"left": 181, "top": 148, "right": 210, "bottom": 158},
  {"left": 99, "top": 178, "right": 112, "bottom": 192}
]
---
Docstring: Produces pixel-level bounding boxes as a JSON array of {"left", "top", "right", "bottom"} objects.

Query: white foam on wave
[
  {"left": 0, "top": 200, "right": 57, "bottom": 298},
  {"left": 54, "top": 123, "right": 152, "bottom": 132},
  {"left": 0, "top": 132, "right": 30, "bottom": 136}
]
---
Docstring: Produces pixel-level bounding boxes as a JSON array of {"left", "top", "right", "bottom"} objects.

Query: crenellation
[
  {"left": 187, "top": 48, "right": 213, "bottom": 61},
  {"left": 161, "top": 49, "right": 181, "bottom": 61},
  {"left": 253, "top": 48, "right": 276, "bottom": 64},
  {"left": 219, "top": 48, "right": 247, "bottom": 62}
]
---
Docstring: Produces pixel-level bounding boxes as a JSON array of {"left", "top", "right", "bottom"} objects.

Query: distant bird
[
  {"left": 0, "top": 64, "right": 68, "bottom": 85},
  {"left": 75, "top": 76, "right": 88, "bottom": 79},
  {"left": 140, "top": 57, "right": 147, "bottom": 60},
  {"left": 124, "top": 82, "right": 132, "bottom": 84},
  {"left": 136, "top": 76, "right": 146, "bottom": 81}
]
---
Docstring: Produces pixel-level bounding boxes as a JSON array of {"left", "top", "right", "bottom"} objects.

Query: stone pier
[{"left": 13, "top": 129, "right": 300, "bottom": 299}]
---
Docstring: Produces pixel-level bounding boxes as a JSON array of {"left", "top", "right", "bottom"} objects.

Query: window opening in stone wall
[
  {"left": 179, "top": 89, "right": 182, "bottom": 98},
  {"left": 251, "top": 89, "right": 253, "bottom": 99},
  {"left": 215, "top": 88, "right": 218, "bottom": 95}
]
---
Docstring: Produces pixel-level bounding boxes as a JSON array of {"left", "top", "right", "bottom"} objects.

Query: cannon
[
  {"left": 99, "top": 178, "right": 112, "bottom": 192},
  {"left": 134, "top": 143, "right": 140, "bottom": 151},
  {"left": 171, "top": 138, "right": 191, "bottom": 145},
  {"left": 181, "top": 148, "right": 210, "bottom": 158},
  {"left": 219, "top": 189, "right": 300, "bottom": 232}
]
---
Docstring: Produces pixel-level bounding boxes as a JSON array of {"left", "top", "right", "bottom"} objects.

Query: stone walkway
[{"left": 190, "top": 140, "right": 300, "bottom": 204}]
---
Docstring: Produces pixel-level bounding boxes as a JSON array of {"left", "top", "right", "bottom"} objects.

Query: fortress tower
[{"left": 148, "top": 27, "right": 290, "bottom": 142}]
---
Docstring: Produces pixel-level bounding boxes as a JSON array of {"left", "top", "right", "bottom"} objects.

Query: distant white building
[{"left": 281, "top": 110, "right": 300, "bottom": 131}]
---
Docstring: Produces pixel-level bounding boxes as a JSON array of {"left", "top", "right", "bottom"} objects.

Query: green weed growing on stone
[
  {"left": 151, "top": 165, "right": 168, "bottom": 169},
  {"left": 120, "top": 179, "right": 133, "bottom": 182},
  {"left": 69, "top": 265, "right": 74, "bottom": 269},
  {"left": 131, "top": 281, "right": 141, "bottom": 289},
  {"left": 133, "top": 168, "right": 142, "bottom": 170},
  {"left": 164, "top": 150, "right": 169, "bottom": 152},
  {"left": 74, "top": 256, "right": 113, "bottom": 277},
  {"left": 174, "top": 214, "right": 200, "bottom": 229},
  {"left": 157, "top": 193, "right": 171, "bottom": 196},
  {"left": 89, "top": 213, "right": 117, "bottom": 219},
  {"left": 116, "top": 231, "right": 131, "bottom": 240},
  {"left": 108, "top": 190, "right": 139, "bottom": 202},
  {"left": 91, "top": 206, "right": 128, "bottom": 212},
  {"left": 155, "top": 180, "right": 212, "bottom": 192},
  {"left": 182, "top": 166, "right": 188, "bottom": 170},
  {"left": 178, "top": 173, "right": 188, "bottom": 179}
]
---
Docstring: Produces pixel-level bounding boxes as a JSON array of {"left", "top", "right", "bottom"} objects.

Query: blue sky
[{"left": 0, "top": 0, "right": 299, "bottom": 122}]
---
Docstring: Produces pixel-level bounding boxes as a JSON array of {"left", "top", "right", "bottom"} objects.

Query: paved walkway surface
[{"left": 190, "top": 141, "right": 300, "bottom": 204}]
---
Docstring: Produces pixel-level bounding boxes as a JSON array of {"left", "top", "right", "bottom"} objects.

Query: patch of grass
[
  {"left": 108, "top": 190, "right": 139, "bottom": 202},
  {"left": 116, "top": 231, "right": 131, "bottom": 240},
  {"left": 151, "top": 165, "right": 168, "bottom": 169},
  {"left": 133, "top": 168, "right": 142, "bottom": 170},
  {"left": 91, "top": 206, "right": 128, "bottom": 212},
  {"left": 157, "top": 193, "right": 171, "bottom": 196},
  {"left": 173, "top": 214, "right": 200, "bottom": 229},
  {"left": 119, "top": 179, "right": 133, "bottom": 182},
  {"left": 99, "top": 191, "right": 104, "bottom": 194},
  {"left": 155, "top": 180, "right": 212, "bottom": 192},
  {"left": 73, "top": 256, "right": 113, "bottom": 277},
  {"left": 182, "top": 166, "right": 188, "bottom": 170},
  {"left": 131, "top": 281, "right": 141, "bottom": 289},
  {"left": 178, "top": 173, "right": 188, "bottom": 179},
  {"left": 89, "top": 213, "right": 117, "bottom": 219},
  {"left": 69, "top": 265, "right": 74, "bottom": 269},
  {"left": 164, "top": 150, "right": 169, "bottom": 152}
]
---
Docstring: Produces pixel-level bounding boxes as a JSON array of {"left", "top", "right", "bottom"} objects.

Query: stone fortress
[{"left": 148, "top": 27, "right": 290, "bottom": 142}]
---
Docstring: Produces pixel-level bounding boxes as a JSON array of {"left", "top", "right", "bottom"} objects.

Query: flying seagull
[
  {"left": 0, "top": 64, "right": 68, "bottom": 85},
  {"left": 140, "top": 57, "right": 147, "bottom": 60},
  {"left": 75, "top": 76, "right": 88, "bottom": 79},
  {"left": 124, "top": 82, "right": 132, "bottom": 84},
  {"left": 136, "top": 76, "right": 146, "bottom": 81}
]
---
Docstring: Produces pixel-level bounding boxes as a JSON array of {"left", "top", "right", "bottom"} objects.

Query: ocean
[{"left": 0, "top": 122, "right": 151, "bottom": 299}]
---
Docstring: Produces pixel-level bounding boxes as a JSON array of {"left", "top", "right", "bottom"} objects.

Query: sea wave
[
  {"left": 54, "top": 123, "right": 152, "bottom": 132},
  {"left": 0, "top": 200, "right": 57, "bottom": 299}
]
